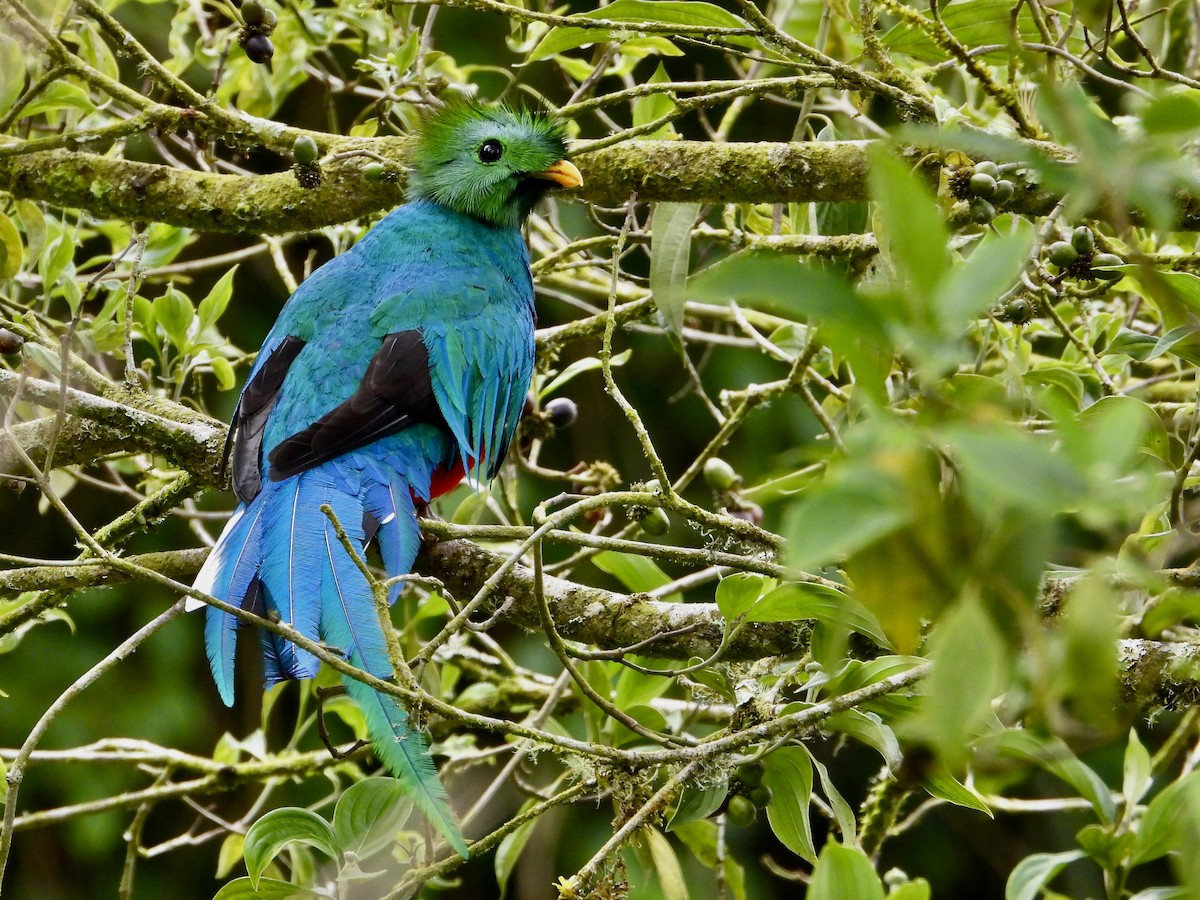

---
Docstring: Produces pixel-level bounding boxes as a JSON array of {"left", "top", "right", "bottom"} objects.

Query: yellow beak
[{"left": 531, "top": 159, "right": 583, "bottom": 189}]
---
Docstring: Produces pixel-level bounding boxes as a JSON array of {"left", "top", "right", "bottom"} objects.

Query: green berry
[
  {"left": 1071, "top": 225, "right": 1095, "bottom": 255},
  {"left": 292, "top": 135, "right": 319, "bottom": 165},
  {"left": 992, "top": 179, "right": 1015, "bottom": 205},
  {"left": 241, "top": 0, "right": 266, "bottom": 25},
  {"left": 726, "top": 795, "right": 757, "bottom": 828},
  {"left": 1091, "top": 253, "right": 1124, "bottom": 280},
  {"left": 973, "top": 160, "right": 1000, "bottom": 179},
  {"left": 703, "top": 457, "right": 737, "bottom": 491},
  {"left": 735, "top": 762, "right": 764, "bottom": 788},
  {"left": 748, "top": 785, "right": 773, "bottom": 808},
  {"left": 1004, "top": 297, "right": 1032, "bottom": 325},
  {"left": 969, "top": 198, "right": 996, "bottom": 224},
  {"left": 363, "top": 162, "right": 386, "bottom": 182},
  {"left": 260, "top": 6, "right": 277, "bottom": 29},
  {"left": 1047, "top": 241, "right": 1079, "bottom": 267},
  {"left": 969, "top": 173, "right": 997, "bottom": 198},
  {"left": 641, "top": 507, "right": 670, "bottom": 536}
]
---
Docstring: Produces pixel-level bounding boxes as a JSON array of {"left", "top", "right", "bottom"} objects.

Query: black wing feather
[
  {"left": 267, "top": 330, "right": 445, "bottom": 480},
  {"left": 229, "top": 335, "right": 307, "bottom": 503}
]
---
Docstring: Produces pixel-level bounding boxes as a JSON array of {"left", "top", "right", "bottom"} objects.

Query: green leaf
[
  {"left": 216, "top": 832, "right": 245, "bottom": 880},
  {"left": 593, "top": 550, "right": 674, "bottom": 595},
  {"left": 633, "top": 63, "right": 678, "bottom": 139},
  {"left": 19, "top": 80, "right": 93, "bottom": 120},
  {"left": 1132, "top": 770, "right": 1200, "bottom": 865},
  {"left": 746, "top": 582, "right": 893, "bottom": 650},
  {"left": 924, "top": 770, "right": 993, "bottom": 816},
  {"left": 529, "top": 0, "right": 751, "bottom": 59},
  {"left": 496, "top": 811, "right": 538, "bottom": 899},
  {"left": 925, "top": 600, "right": 1006, "bottom": 767},
  {"left": 38, "top": 230, "right": 76, "bottom": 297},
  {"left": 650, "top": 202, "right": 700, "bottom": 353},
  {"left": 762, "top": 746, "right": 815, "bottom": 863},
  {"left": 1141, "top": 89, "right": 1200, "bottom": 134},
  {"left": 210, "top": 356, "right": 237, "bottom": 391},
  {"left": 946, "top": 425, "right": 1086, "bottom": 515},
  {"left": 332, "top": 777, "right": 414, "bottom": 859},
  {"left": 825, "top": 709, "right": 901, "bottom": 767},
  {"left": 715, "top": 573, "right": 768, "bottom": 620},
  {"left": 0, "top": 34, "right": 25, "bottom": 115},
  {"left": 1075, "top": 395, "right": 1171, "bottom": 466},
  {"left": 212, "top": 876, "right": 323, "bottom": 898},
  {"left": 1004, "top": 850, "right": 1085, "bottom": 900},
  {"left": 887, "top": 880, "right": 932, "bottom": 900},
  {"left": 882, "top": 0, "right": 1056, "bottom": 63},
  {"left": 688, "top": 253, "right": 892, "bottom": 401},
  {"left": 783, "top": 468, "right": 909, "bottom": 572},
  {"left": 0, "top": 213, "right": 22, "bottom": 280},
  {"left": 641, "top": 827, "right": 688, "bottom": 900},
  {"left": 243, "top": 808, "right": 338, "bottom": 889},
  {"left": 668, "top": 777, "right": 729, "bottom": 830},
  {"left": 672, "top": 820, "right": 748, "bottom": 900},
  {"left": 808, "top": 844, "right": 885, "bottom": 900},
  {"left": 932, "top": 223, "right": 1033, "bottom": 327},
  {"left": 869, "top": 146, "right": 949, "bottom": 305},
  {"left": 539, "top": 348, "right": 631, "bottom": 398},
  {"left": 990, "top": 730, "right": 1116, "bottom": 824},
  {"left": 198, "top": 265, "right": 239, "bottom": 332},
  {"left": 154, "top": 287, "right": 195, "bottom": 349},
  {"left": 810, "top": 751, "right": 857, "bottom": 844}
]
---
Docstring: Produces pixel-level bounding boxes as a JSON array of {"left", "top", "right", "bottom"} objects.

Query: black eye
[{"left": 478, "top": 139, "right": 504, "bottom": 163}]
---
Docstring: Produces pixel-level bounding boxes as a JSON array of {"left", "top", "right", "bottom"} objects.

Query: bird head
[{"left": 407, "top": 101, "right": 583, "bottom": 230}]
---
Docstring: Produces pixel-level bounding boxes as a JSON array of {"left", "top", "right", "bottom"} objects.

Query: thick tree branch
[
  {"left": 0, "top": 371, "right": 226, "bottom": 482},
  {"left": 0, "top": 139, "right": 1012, "bottom": 233}
]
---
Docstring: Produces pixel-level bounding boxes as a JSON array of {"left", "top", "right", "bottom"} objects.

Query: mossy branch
[
  {"left": 0, "top": 370, "right": 226, "bottom": 483},
  {"left": 0, "top": 139, "right": 1062, "bottom": 234}
]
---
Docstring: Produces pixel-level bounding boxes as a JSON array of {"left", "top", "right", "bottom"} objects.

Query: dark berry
[
  {"left": 0, "top": 327, "right": 24, "bottom": 354},
  {"left": 545, "top": 397, "right": 578, "bottom": 429},
  {"left": 727, "top": 502, "right": 763, "bottom": 526},
  {"left": 243, "top": 33, "right": 274, "bottom": 64}
]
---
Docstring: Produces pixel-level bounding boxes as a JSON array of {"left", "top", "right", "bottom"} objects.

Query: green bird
[{"left": 193, "top": 102, "right": 582, "bottom": 857}]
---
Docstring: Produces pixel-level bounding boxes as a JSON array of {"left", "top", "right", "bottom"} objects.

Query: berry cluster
[
  {"left": 1045, "top": 225, "right": 1122, "bottom": 282},
  {"left": 238, "top": 0, "right": 277, "bottom": 65},
  {"left": 953, "top": 161, "right": 1018, "bottom": 225}
]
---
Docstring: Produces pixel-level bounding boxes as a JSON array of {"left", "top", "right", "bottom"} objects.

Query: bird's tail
[{"left": 193, "top": 465, "right": 468, "bottom": 858}]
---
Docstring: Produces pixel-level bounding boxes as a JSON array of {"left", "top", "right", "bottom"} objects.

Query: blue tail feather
[
  {"left": 259, "top": 475, "right": 323, "bottom": 681},
  {"left": 317, "top": 489, "right": 468, "bottom": 857},
  {"left": 197, "top": 501, "right": 269, "bottom": 706}
]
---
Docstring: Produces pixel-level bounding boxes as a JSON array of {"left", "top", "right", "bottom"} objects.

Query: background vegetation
[{"left": 5, "top": 0, "right": 1200, "bottom": 897}]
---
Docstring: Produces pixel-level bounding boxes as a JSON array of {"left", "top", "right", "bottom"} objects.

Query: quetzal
[{"left": 191, "top": 103, "right": 581, "bottom": 857}]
